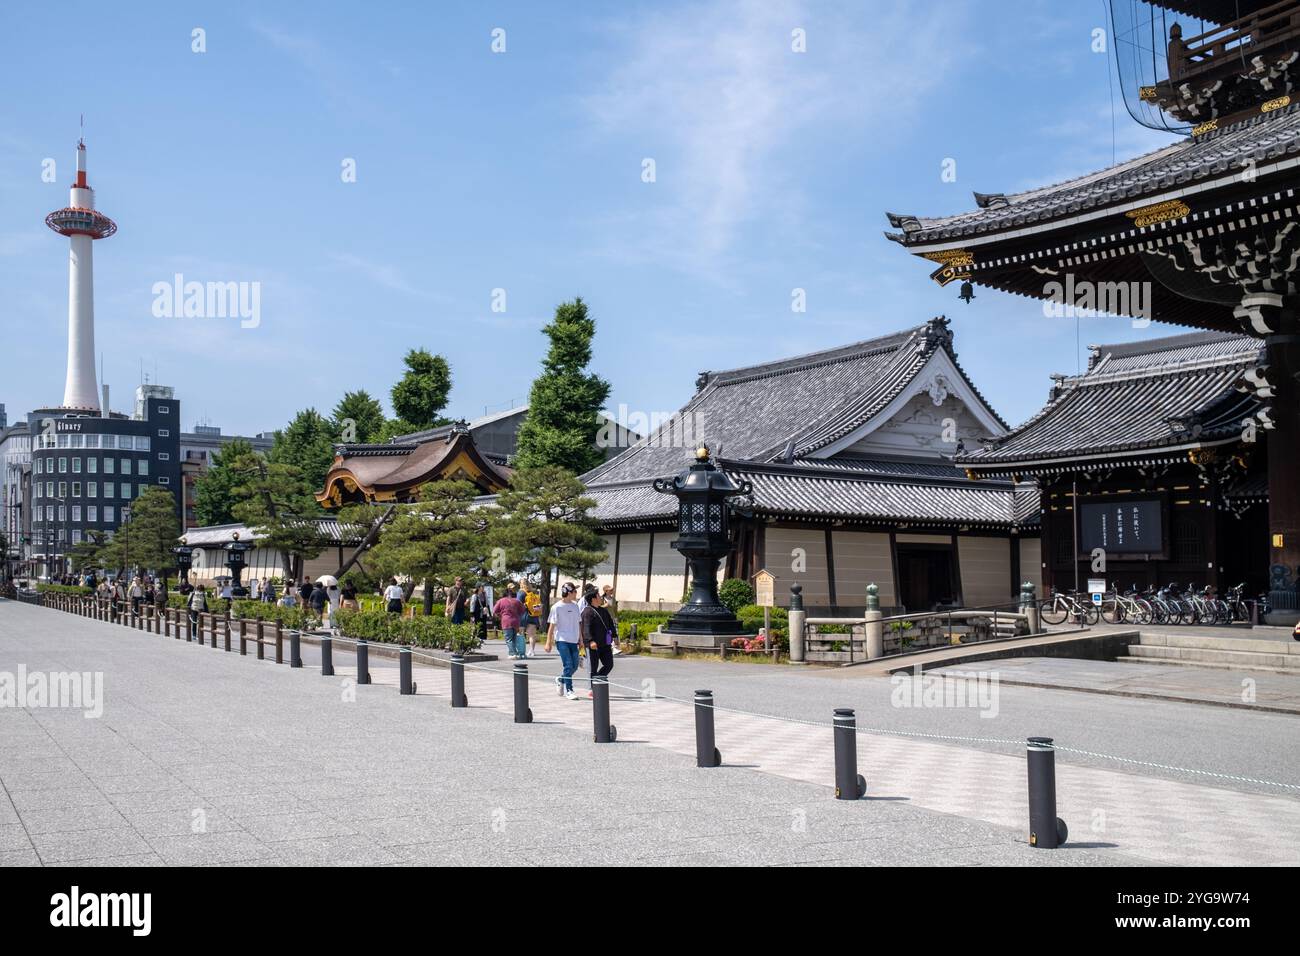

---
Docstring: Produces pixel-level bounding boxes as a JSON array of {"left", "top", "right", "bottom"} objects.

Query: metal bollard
[
  {"left": 591, "top": 677, "right": 617, "bottom": 743},
  {"left": 398, "top": 646, "right": 415, "bottom": 694},
  {"left": 833, "top": 708, "right": 866, "bottom": 800},
  {"left": 513, "top": 663, "right": 532, "bottom": 723},
  {"left": 320, "top": 635, "right": 334, "bottom": 676},
  {"left": 1027, "top": 737, "right": 1068, "bottom": 848},
  {"left": 694, "top": 690, "right": 722, "bottom": 767},
  {"left": 450, "top": 654, "right": 467, "bottom": 707},
  {"left": 356, "top": 639, "right": 371, "bottom": 685},
  {"left": 290, "top": 630, "right": 302, "bottom": 668}
]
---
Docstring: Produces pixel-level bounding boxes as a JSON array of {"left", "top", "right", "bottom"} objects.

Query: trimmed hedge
[
  {"left": 36, "top": 584, "right": 92, "bottom": 596},
  {"left": 334, "top": 609, "right": 479, "bottom": 653},
  {"left": 230, "top": 599, "right": 309, "bottom": 631}
]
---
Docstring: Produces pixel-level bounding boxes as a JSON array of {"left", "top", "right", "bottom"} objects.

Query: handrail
[{"left": 1170, "top": 0, "right": 1300, "bottom": 79}]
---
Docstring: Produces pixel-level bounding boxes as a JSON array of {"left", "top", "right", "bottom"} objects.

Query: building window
[
  {"left": 103, "top": 482, "right": 113, "bottom": 498},
  {"left": 136, "top": 437, "right": 151, "bottom": 452},
  {"left": 139, "top": 459, "right": 149, "bottom": 476},
  {"left": 57, "top": 434, "right": 70, "bottom": 448},
  {"left": 88, "top": 506, "right": 98, "bottom": 522},
  {"left": 158, "top": 406, "right": 170, "bottom": 414},
  {"left": 88, "top": 458, "right": 97, "bottom": 473},
  {"left": 159, "top": 477, "right": 170, "bottom": 486},
  {"left": 157, "top": 453, "right": 169, "bottom": 462},
  {"left": 72, "top": 458, "right": 81, "bottom": 473},
  {"left": 71, "top": 530, "right": 82, "bottom": 545},
  {"left": 104, "top": 457, "right": 114, "bottom": 474},
  {"left": 45, "top": 482, "right": 53, "bottom": 498},
  {"left": 138, "top": 484, "right": 147, "bottom": 498},
  {"left": 88, "top": 482, "right": 97, "bottom": 498},
  {"left": 70, "top": 434, "right": 84, "bottom": 448},
  {"left": 105, "top": 506, "right": 114, "bottom": 523},
  {"left": 58, "top": 457, "right": 67, "bottom": 473},
  {"left": 58, "top": 482, "right": 67, "bottom": 498},
  {"left": 84, "top": 434, "right": 99, "bottom": 449},
  {"left": 158, "top": 429, "right": 169, "bottom": 437},
  {"left": 72, "top": 482, "right": 81, "bottom": 497},
  {"left": 101, "top": 435, "right": 115, "bottom": 449},
  {"left": 57, "top": 506, "right": 65, "bottom": 522},
  {"left": 121, "top": 459, "right": 132, "bottom": 475},
  {"left": 71, "top": 506, "right": 81, "bottom": 522},
  {"left": 35, "top": 458, "right": 43, "bottom": 474}
]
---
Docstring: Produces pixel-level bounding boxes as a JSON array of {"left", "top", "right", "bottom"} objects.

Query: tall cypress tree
[{"left": 514, "top": 298, "right": 611, "bottom": 474}]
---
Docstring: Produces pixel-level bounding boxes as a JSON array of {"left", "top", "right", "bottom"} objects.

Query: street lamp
[
  {"left": 172, "top": 536, "right": 193, "bottom": 590},
  {"left": 652, "top": 444, "right": 753, "bottom": 648}
]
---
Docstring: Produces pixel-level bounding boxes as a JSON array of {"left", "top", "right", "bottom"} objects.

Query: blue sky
[{"left": 0, "top": 0, "right": 1179, "bottom": 438}]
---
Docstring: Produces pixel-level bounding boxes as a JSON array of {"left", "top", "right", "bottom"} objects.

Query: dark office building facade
[{"left": 27, "top": 385, "right": 181, "bottom": 576}]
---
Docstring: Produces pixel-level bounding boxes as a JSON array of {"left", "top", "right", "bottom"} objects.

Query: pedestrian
[
  {"left": 277, "top": 588, "right": 297, "bottom": 609},
  {"left": 602, "top": 584, "right": 621, "bottom": 655},
  {"left": 493, "top": 586, "right": 527, "bottom": 659},
  {"left": 545, "top": 582, "right": 583, "bottom": 700},
  {"left": 327, "top": 583, "right": 341, "bottom": 627},
  {"left": 522, "top": 582, "right": 543, "bottom": 658},
  {"left": 130, "top": 575, "right": 144, "bottom": 616},
  {"left": 298, "top": 577, "right": 313, "bottom": 608},
  {"left": 445, "top": 576, "right": 468, "bottom": 624},
  {"left": 187, "top": 583, "right": 208, "bottom": 640},
  {"left": 262, "top": 577, "right": 277, "bottom": 603},
  {"left": 341, "top": 579, "right": 358, "bottom": 611},
  {"left": 309, "top": 581, "right": 328, "bottom": 623},
  {"left": 383, "top": 577, "right": 405, "bottom": 614},
  {"left": 470, "top": 585, "right": 490, "bottom": 644},
  {"left": 111, "top": 577, "right": 126, "bottom": 622},
  {"left": 581, "top": 588, "right": 617, "bottom": 699},
  {"left": 219, "top": 578, "right": 234, "bottom": 601}
]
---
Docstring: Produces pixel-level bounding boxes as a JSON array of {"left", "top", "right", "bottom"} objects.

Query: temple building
[
  {"left": 883, "top": 0, "right": 1300, "bottom": 622},
  {"left": 581, "top": 318, "right": 1041, "bottom": 614},
  {"left": 959, "top": 330, "right": 1268, "bottom": 596}
]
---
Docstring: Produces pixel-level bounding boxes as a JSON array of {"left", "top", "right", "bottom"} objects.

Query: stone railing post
[
  {"left": 1022, "top": 581, "right": 1040, "bottom": 633},
  {"left": 864, "top": 582, "right": 884, "bottom": 660},
  {"left": 788, "top": 584, "right": 806, "bottom": 664}
]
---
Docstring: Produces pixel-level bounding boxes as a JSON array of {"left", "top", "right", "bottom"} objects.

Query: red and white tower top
[{"left": 45, "top": 140, "right": 117, "bottom": 240}]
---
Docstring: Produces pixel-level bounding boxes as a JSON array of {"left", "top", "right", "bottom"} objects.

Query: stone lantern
[
  {"left": 652, "top": 444, "right": 753, "bottom": 647},
  {"left": 224, "top": 531, "right": 253, "bottom": 598},
  {"left": 172, "top": 537, "right": 193, "bottom": 588}
]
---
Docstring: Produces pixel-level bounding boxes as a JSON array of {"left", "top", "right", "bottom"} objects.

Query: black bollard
[
  {"left": 356, "top": 639, "right": 371, "bottom": 685},
  {"left": 320, "top": 635, "right": 334, "bottom": 676},
  {"left": 290, "top": 630, "right": 302, "bottom": 668},
  {"left": 833, "top": 708, "right": 866, "bottom": 800},
  {"left": 399, "top": 647, "right": 415, "bottom": 694},
  {"left": 694, "top": 690, "right": 722, "bottom": 767},
  {"left": 450, "top": 654, "right": 467, "bottom": 707},
  {"left": 513, "top": 663, "right": 532, "bottom": 723},
  {"left": 592, "top": 677, "right": 617, "bottom": 743},
  {"left": 1027, "top": 737, "right": 1068, "bottom": 848}
]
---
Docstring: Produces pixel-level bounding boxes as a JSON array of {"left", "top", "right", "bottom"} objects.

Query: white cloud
[{"left": 582, "top": 0, "right": 972, "bottom": 278}]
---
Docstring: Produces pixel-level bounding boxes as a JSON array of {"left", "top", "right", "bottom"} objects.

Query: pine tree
[
  {"left": 332, "top": 390, "right": 386, "bottom": 444},
  {"left": 113, "top": 487, "right": 182, "bottom": 581},
  {"left": 268, "top": 409, "right": 338, "bottom": 502},
  {"left": 514, "top": 298, "right": 611, "bottom": 474},
  {"left": 230, "top": 452, "right": 327, "bottom": 581}
]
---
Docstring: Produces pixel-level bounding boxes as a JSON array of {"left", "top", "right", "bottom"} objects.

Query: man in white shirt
[{"left": 545, "top": 582, "right": 583, "bottom": 699}]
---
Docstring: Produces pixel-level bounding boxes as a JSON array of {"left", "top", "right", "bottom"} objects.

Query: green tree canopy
[
  {"left": 332, "top": 390, "right": 386, "bottom": 444},
  {"left": 192, "top": 437, "right": 255, "bottom": 527},
  {"left": 513, "top": 298, "right": 611, "bottom": 474},
  {"left": 112, "top": 487, "right": 182, "bottom": 579},
  {"left": 229, "top": 451, "right": 327, "bottom": 581},
  {"left": 491, "top": 465, "right": 606, "bottom": 614},
  {"left": 344, "top": 478, "right": 485, "bottom": 613},
  {"left": 268, "top": 408, "right": 338, "bottom": 502},
  {"left": 390, "top": 349, "right": 452, "bottom": 429}
]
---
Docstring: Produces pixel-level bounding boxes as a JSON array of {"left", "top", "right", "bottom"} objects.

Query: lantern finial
[{"left": 695, "top": 444, "right": 710, "bottom": 461}]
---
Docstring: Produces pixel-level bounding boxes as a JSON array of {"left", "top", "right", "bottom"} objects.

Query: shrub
[
  {"left": 334, "top": 609, "right": 479, "bottom": 653},
  {"left": 231, "top": 599, "right": 308, "bottom": 631},
  {"left": 718, "top": 578, "right": 754, "bottom": 613},
  {"left": 37, "top": 583, "right": 92, "bottom": 596}
]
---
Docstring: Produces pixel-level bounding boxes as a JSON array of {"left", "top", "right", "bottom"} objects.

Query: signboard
[
  {"left": 753, "top": 569, "right": 775, "bottom": 608},
  {"left": 1078, "top": 497, "right": 1164, "bottom": 556}
]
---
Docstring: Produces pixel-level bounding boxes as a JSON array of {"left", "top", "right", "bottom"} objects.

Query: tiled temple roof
[{"left": 958, "top": 331, "right": 1263, "bottom": 469}]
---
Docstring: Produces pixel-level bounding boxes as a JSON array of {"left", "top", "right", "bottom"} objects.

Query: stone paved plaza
[{"left": 4, "top": 601, "right": 1299, "bottom": 866}]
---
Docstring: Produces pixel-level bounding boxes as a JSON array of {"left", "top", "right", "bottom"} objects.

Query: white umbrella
[{"left": 315, "top": 574, "right": 338, "bottom": 587}]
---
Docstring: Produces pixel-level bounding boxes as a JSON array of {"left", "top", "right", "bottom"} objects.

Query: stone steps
[
  {"left": 1121, "top": 638, "right": 1300, "bottom": 673},
  {"left": 1115, "top": 656, "right": 1297, "bottom": 676}
]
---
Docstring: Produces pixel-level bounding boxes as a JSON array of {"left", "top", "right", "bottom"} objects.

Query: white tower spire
[{"left": 46, "top": 137, "right": 116, "bottom": 411}]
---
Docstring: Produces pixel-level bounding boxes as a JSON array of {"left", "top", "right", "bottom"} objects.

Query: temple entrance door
[{"left": 896, "top": 544, "right": 956, "bottom": 612}]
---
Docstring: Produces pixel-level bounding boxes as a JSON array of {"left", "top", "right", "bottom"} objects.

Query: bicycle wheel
[
  {"left": 1133, "top": 599, "right": 1153, "bottom": 626},
  {"left": 1101, "top": 598, "right": 1124, "bottom": 625},
  {"left": 1039, "top": 598, "right": 1067, "bottom": 626},
  {"left": 1082, "top": 602, "right": 1100, "bottom": 626}
]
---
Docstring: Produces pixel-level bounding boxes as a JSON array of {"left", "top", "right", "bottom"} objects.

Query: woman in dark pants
[{"left": 580, "top": 589, "right": 616, "bottom": 700}]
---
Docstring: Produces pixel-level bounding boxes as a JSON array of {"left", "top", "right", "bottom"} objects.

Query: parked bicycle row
[{"left": 1039, "top": 583, "right": 1269, "bottom": 627}]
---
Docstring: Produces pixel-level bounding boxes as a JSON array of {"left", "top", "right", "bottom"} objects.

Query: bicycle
[{"left": 1039, "top": 588, "right": 1100, "bottom": 626}]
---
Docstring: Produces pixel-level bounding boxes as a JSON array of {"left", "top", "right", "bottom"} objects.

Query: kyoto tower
[{"left": 45, "top": 139, "right": 116, "bottom": 411}]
